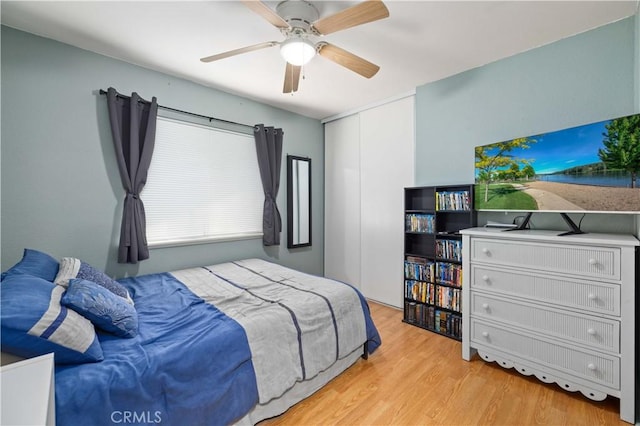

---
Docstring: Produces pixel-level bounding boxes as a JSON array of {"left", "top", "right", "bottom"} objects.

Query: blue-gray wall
[
  {"left": 415, "top": 15, "right": 639, "bottom": 234},
  {"left": 1, "top": 26, "right": 324, "bottom": 277},
  {"left": 637, "top": 6, "right": 640, "bottom": 113}
]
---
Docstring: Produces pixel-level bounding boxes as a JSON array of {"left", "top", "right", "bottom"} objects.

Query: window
[{"left": 143, "top": 116, "right": 263, "bottom": 247}]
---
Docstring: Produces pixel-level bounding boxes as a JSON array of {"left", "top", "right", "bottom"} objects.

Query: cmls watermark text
[{"left": 111, "top": 411, "right": 162, "bottom": 424}]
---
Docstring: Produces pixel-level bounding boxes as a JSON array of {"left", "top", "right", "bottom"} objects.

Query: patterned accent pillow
[
  {"left": 0, "top": 274, "right": 103, "bottom": 364},
  {"left": 1, "top": 248, "right": 59, "bottom": 282},
  {"left": 61, "top": 279, "right": 138, "bottom": 338},
  {"left": 54, "top": 258, "right": 134, "bottom": 305}
]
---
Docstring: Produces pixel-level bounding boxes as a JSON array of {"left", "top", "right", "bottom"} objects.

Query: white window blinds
[{"left": 143, "top": 117, "right": 264, "bottom": 247}]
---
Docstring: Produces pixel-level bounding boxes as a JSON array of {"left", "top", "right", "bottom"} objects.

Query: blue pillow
[
  {"left": 1, "top": 249, "right": 59, "bottom": 282},
  {"left": 54, "top": 257, "right": 133, "bottom": 305},
  {"left": 0, "top": 274, "right": 103, "bottom": 364},
  {"left": 61, "top": 279, "right": 138, "bottom": 338}
]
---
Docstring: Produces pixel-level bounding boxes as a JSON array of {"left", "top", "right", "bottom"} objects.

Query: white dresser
[{"left": 460, "top": 227, "right": 638, "bottom": 423}]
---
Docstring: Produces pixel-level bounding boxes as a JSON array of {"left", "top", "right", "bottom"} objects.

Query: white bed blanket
[{"left": 170, "top": 258, "right": 367, "bottom": 404}]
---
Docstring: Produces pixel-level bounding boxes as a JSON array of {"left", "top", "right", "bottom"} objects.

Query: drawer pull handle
[
  {"left": 482, "top": 275, "right": 489, "bottom": 282},
  {"left": 587, "top": 328, "right": 596, "bottom": 335},
  {"left": 588, "top": 258, "right": 598, "bottom": 266},
  {"left": 482, "top": 303, "right": 490, "bottom": 310},
  {"left": 482, "top": 248, "right": 490, "bottom": 254},
  {"left": 587, "top": 293, "right": 598, "bottom": 301},
  {"left": 587, "top": 363, "right": 597, "bottom": 371},
  {"left": 481, "top": 331, "right": 489, "bottom": 338}
]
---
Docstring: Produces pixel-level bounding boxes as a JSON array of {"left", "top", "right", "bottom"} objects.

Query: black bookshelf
[{"left": 403, "top": 185, "right": 476, "bottom": 340}]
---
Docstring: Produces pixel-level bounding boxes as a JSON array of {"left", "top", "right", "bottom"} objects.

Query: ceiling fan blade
[
  {"left": 312, "top": 0, "right": 389, "bottom": 35},
  {"left": 200, "top": 41, "right": 278, "bottom": 63},
  {"left": 241, "top": 0, "right": 289, "bottom": 29},
  {"left": 283, "top": 63, "right": 302, "bottom": 94},
  {"left": 318, "top": 43, "right": 380, "bottom": 78}
]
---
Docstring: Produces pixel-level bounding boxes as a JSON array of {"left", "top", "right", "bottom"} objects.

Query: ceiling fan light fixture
[{"left": 280, "top": 37, "right": 316, "bottom": 66}]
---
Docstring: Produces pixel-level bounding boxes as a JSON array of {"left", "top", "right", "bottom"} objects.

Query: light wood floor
[{"left": 261, "top": 301, "right": 627, "bottom": 426}]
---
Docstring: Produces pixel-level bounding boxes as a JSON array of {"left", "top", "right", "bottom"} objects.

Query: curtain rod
[{"left": 99, "top": 89, "right": 255, "bottom": 130}]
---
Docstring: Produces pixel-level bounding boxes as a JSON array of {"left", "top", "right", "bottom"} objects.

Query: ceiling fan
[{"left": 200, "top": 0, "right": 389, "bottom": 94}]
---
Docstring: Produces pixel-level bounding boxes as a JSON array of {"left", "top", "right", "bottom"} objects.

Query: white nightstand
[{"left": 1, "top": 353, "right": 55, "bottom": 425}]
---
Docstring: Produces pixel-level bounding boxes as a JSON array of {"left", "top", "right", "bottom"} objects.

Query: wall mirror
[{"left": 287, "top": 155, "right": 311, "bottom": 248}]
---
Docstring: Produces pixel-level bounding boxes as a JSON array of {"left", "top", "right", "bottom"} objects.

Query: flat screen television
[{"left": 474, "top": 113, "right": 640, "bottom": 234}]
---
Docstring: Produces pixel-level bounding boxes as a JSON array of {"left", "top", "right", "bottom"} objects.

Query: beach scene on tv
[{"left": 474, "top": 113, "right": 640, "bottom": 213}]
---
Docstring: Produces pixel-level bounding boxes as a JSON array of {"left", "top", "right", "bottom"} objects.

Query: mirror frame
[{"left": 287, "top": 155, "right": 312, "bottom": 249}]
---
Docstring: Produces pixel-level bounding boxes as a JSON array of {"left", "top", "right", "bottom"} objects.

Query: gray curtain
[
  {"left": 254, "top": 124, "right": 283, "bottom": 246},
  {"left": 106, "top": 87, "right": 158, "bottom": 263}
]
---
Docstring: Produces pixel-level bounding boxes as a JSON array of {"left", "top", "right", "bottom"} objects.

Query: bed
[{"left": 1, "top": 253, "right": 380, "bottom": 425}]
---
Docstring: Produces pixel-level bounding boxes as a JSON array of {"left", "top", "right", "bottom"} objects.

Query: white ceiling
[{"left": 2, "top": 1, "right": 638, "bottom": 120}]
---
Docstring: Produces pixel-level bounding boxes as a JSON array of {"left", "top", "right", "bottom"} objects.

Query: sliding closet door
[
  {"left": 324, "top": 115, "right": 361, "bottom": 289},
  {"left": 359, "top": 97, "right": 415, "bottom": 308}
]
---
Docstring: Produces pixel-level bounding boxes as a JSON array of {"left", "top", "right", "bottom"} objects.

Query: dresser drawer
[
  {"left": 471, "top": 319, "right": 620, "bottom": 389},
  {"left": 470, "top": 265, "right": 620, "bottom": 316},
  {"left": 470, "top": 238, "right": 620, "bottom": 280},
  {"left": 470, "top": 293, "right": 620, "bottom": 353}
]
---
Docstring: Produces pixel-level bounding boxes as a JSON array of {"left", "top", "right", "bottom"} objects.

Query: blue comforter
[
  {"left": 55, "top": 272, "right": 258, "bottom": 426},
  {"left": 55, "top": 261, "right": 380, "bottom": 425}
]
